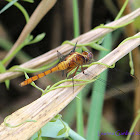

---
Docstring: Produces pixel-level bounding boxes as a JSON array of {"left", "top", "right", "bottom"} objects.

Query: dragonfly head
[{"left": 82, "top": 51, "right": 93, "bottom": 63}]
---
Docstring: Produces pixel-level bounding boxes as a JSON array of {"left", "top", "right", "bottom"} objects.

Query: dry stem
[{"left": 0, "top": 8, "right": 140, "bottom": 83}]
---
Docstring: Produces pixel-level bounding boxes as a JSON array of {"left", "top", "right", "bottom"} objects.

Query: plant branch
[{"left": 0, "top": 8, "right": 140, "bottom": 83}]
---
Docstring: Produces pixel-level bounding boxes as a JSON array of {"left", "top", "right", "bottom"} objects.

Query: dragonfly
[{"left": 20, "top": 42, "right": 93, "bottom": 87}]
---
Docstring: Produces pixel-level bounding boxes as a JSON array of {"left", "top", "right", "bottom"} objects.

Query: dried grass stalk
[
  {"left": 0, "top": 31, "right": 140, "bottom": 140},
  {"left": 0, "top": 8, "right": 140, "bottom": 82}
]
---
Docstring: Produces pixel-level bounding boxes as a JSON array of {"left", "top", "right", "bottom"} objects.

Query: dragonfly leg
[
  {"left": 66, "top": 67, "right": 75, "bottom": 78},
  {"left": 73, "top": 66, "right": 79, "bottom": 77},
  {"left": 71, "top": 66, "right": 79, "bottom": 93},
  {"left": 66, "top": 66, "right": 79, "bottom": 92},
  {"left": 66, "top": 73, "right": 68, "bottom": 78},
  {"left": 81, "top": 65, "right": 88, "bottom": 75}
]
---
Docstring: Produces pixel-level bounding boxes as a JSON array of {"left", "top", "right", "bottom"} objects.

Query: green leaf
[
  {"left": 0, "top": 0, "right": 18, "bottom": 14},
  {"left": 31, "top": 120, "right": 69, "bottom": 139},
  {"left": 50, "top": 114, "right": 62, "bottom": 122},
  {"left": 0, "top": 61, "right": 10, "bottom": 89},
  {"left": 89, "top": 43, "right": 108, "bottom": 51},
  {"left": 96, "top": 37, "right": 104, "bottom": 45},
  {"left": 24, "top": 35, "right": 33, "bottom": 45},
  {"left": 28, "top": 33, "right": 46, "bottom": 45},
  {"left": 57, "top": 118, "right": 67, "bottom": 136},
  {"left": 57, "top": 126, "right": 67, "bottom": 136}
]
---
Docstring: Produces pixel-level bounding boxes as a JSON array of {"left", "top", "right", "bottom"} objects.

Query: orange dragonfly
[{"left": 20, "top": 42, "right": 93, "bottom": 87}]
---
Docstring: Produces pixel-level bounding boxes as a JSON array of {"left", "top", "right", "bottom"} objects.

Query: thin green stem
[
  {"left": 126, "top": 112, "right": 140, "bottom": 140},
  {"left": 0, "top": 38, "right": 31, "bottom": 62},
  {"left": 72, "top": 0, "right": 84, "bottom": 137},
  {"left": 4, "top": 115, "right": 36, "bottom": 128},
  {"left": 9, "top": 60, "right": 59, "bottom": 73},
  {"left": 62, "top": 40, "right": 107, "bottom": 51},
  {"left": 37, "top": 129, "right": 42, "bottom": 140},
  {"left": 72, "top": 0, "right": 80, "bottom": 43},
  {"left": 1, "top": 1, "right": 30, "bottom": 65},
  {"left": 24, "top": 72, "right": 44, "bottom": 93},
  {"left": 114, "top": 0, "right": 128, "bottom": 20},
  {"left": 129, "top": 52, "right": 134, "bottom": 75},
  {"left": 95, "top": 20, "right": 134, "bottom": 30},
  {"left": 2, "top": 43, "right": 24, "bottom": 65},
  {"left": 6, "top": 0, "right": 29, "bottom": 23},
  {"left": 118, "top": 35, "right": 140, "bottom": 47},
  {"left": 62, "top": 40, "right": 96, "bottom": 47},
  {"left": 44, "top": 78, "right": 97, "bottom": 94}
]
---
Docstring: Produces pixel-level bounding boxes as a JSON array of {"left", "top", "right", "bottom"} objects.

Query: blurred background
[{"left": 0, "top": 0, "right": 140, "bottom": 140}]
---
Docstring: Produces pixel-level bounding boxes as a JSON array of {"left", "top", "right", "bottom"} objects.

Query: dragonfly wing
[
  {"left": 57, "top": 50, "right": 65, "bottom": 62},
  {"left": 61, "top": 70, "right": 65, "bottom": 77},
  {"left": 69, "top": 41, "right": 78, "bottom": 54}
]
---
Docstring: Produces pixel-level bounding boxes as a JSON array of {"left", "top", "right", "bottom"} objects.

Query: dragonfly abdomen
[
  {"left": 19, "top": 72, "right": 47, "bottom": 87},
  {"left": 19, "top": 61, "right": 69, "bottom": 87},
  {"left": 56, "top": 61, "right": 69, "bottom": 70}
]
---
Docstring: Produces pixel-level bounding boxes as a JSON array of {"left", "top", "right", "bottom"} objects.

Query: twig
[{"left": 0, "top": 8, "right": 140, "bottom": 83}]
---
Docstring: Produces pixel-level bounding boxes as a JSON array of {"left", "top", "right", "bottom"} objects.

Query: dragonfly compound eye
[{"left": 87, "top": 52, "right": 93, "bottom": 61}]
